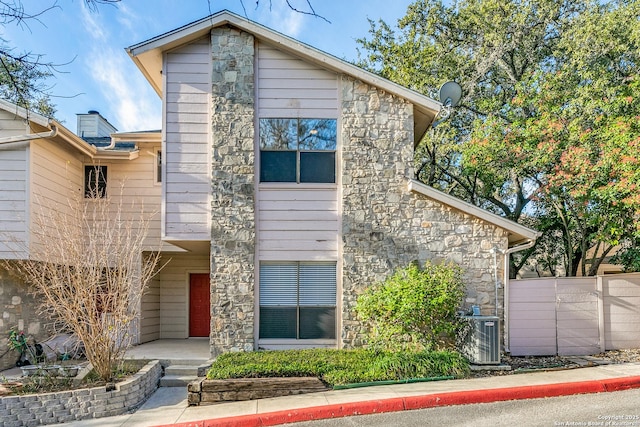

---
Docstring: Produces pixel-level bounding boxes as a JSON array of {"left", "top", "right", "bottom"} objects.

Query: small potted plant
[{"left": 7, "top": 328, "right": 40, "bottom": 375}]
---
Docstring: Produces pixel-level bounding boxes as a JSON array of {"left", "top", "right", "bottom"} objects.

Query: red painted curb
[{"left": 157, "top": 375, "right": 640, "bottom": 427}]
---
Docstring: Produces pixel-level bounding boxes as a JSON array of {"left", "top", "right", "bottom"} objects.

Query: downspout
[
  {"left": 503, "top": 239, "right": 536, "bottom": 353},
  {"left": 0, "top": 124, "right": 57, "bottom": 145}
]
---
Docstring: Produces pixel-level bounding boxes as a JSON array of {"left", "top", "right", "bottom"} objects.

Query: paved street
[{"left": 289, "top": 388, "right": 640, "bottom": 427}]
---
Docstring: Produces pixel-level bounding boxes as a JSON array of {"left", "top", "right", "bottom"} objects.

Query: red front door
[{"left": 189, "top": 273, "right": 211, "bottom": 337}]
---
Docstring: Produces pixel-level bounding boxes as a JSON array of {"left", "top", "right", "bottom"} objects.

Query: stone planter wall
[
  {"left": 188, "top": 377, "right": 329, "bottom": 406},
  {"left": 0, "top": 360, "right": 161, "bottom": 426}
]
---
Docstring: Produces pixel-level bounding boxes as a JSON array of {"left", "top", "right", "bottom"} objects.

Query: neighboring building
[
  {"left": 0, "top": 102, "right": 171, "bottom": 370},
  {"left": 125, "top": 10, "right": 539, "bottom": 356},
  {"left": 0, "top": 10, "right": 540, "bottom": 366}
]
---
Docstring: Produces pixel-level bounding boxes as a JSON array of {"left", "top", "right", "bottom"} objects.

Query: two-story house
[
  {"left": 0, "top": 10, "right": 539, "bottom": 367},
  {"left": 125, "top": 11, "right": 539, "bottom": 356}
]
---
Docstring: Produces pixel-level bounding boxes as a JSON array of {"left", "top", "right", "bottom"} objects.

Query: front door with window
[{"left": 189, "top": 273, "right": 211, "bottom": 337}]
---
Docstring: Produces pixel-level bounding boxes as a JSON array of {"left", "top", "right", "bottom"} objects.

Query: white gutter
[
  {"left": 0, "top": 124, "right": 57, "bottom": 145},
  {"left": 503, "top": 239, "right": 537, "bottom": 353},
  {"left": 96, "top": 137, "right": 116, "bottom": 151}
]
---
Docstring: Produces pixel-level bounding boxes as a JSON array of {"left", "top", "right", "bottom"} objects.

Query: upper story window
[
  {"left": 84, "top": 165, "right": 107, "bottom": 198},
  {"left": 259, "top": 118, "right": 336, "bottom": 183}
]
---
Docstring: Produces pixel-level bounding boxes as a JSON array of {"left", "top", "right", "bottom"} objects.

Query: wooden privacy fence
[{"left": 509, "top": 273, "right": 640, "bottom": 356}]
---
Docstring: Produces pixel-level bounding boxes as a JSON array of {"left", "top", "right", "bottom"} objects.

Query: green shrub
[
  {"left": 355, "top": 261, "right": 466, "bottom": 351},
  {"left": 206, "top": 348, "right": 469, "bottom": 386}
]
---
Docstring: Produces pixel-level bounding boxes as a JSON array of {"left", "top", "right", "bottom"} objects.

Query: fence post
[{"left": 596, "top": 275, "right": 605, "bottom": 353}]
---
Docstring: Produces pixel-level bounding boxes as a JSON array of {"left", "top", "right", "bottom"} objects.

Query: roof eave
[
  {"left": 0, "top": 98, "right": 51, "bottom": 128},
  {"left": 126, "top": 10, "right": 442, "bottom": 123},
  {"left": 408, "top": 179, "right": 541, "bottom": 245}
]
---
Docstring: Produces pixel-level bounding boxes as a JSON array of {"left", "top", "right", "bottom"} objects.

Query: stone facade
[
  {"left": 204, "top": 28, "right": 510, "bottom": 354},
  {"left": 0, "top": 267, "right": 52, "bottom": 372},
  {"left": 209, "top": 26, "right": 256, "bottom": 356},
  {"left": 339, "top": 77, "right": 508, "bottom": 348}
]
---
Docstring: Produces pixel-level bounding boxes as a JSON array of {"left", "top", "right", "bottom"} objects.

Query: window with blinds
[{"left": 259, "top": 262, "right": 336, "bottom": 340}]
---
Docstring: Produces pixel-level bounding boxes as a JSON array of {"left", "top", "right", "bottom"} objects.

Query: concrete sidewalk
[{"left": 56, "top": 362, "right": 640, "bottom": 427}]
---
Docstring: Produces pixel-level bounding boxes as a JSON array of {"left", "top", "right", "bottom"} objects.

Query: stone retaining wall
[
  {"left": 0, "top": 360, "right": 161, "bottom": 426},
  {"left": 188, "top": 377, "right": 329, "bottom": 406}
]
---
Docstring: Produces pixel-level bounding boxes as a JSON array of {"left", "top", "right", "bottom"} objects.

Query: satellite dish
[{"left": 439, "top": 81, "right": 462, "bottom": 107}]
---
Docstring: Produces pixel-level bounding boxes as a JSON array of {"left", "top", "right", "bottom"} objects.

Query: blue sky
[{"left": 3, "top": 0, "right": 414, "bottom": 133}]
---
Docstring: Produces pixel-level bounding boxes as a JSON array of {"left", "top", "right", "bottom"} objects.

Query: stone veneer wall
[
  {"left": 209, "top": 26, "right": 256, "bottom": 356},
  {"left": 339, "top": 77, "right": 508, "bottom": 348},
  {"left": 0, "top": 266, "right": 52, "bottom": 371},
  {"left": 0, "top": 360, "right": 161, "bottom": 426}
]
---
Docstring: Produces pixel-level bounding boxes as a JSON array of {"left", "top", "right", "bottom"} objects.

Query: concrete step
[
  {"left": 160, "top": 361, "right": 212, "bottom": 387},
  {"left": 165, "top": 364, "right": 199, "bottom": 376},
  {"left": 158, "top": 358, "right": 210, "bottom": 367},
  {"left": 160, "top": 374, "right": 198, "bottom": 387}
]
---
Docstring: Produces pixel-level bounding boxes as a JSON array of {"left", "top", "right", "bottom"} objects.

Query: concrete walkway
[{"left": 54, "top": 362, "right": 640, "bottom": 427}]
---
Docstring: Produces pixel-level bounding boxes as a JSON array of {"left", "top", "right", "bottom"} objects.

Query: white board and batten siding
[
  {"left": 256, "top": 43, "right": 340, "bottom": 262},
  {"left": 164, "top": 37, "right": 211, "bottom": 242}
]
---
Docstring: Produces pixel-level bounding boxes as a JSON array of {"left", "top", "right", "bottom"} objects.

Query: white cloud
[
  {"left": 79, "top": 3, "right": 161, "bottom": 131},
  {"left": 115, "top": 4, "right": 138, "bottom": 38},
  {"left": 89, "top": 47, "right": 161, "bottom": 131},
  {"left": 256, "top": 3, "right": 306, "bottom": 38},
  {"left": 79, "top": 2, "right": 107, "bottom": 42}
]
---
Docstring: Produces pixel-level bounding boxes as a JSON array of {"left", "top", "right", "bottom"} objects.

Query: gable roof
[
  {"left": 408, "top": 180, "right": 541, "bottom": 246},
  {"left": 126, "top": 10, "right": 443, "bottom": 143}
]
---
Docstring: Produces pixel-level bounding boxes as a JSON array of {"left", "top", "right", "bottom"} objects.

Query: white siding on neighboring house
[
  {"left": 164, "top": 37, "right": 211, "bottom": 241},
  {"left": 141, "top": 275, "right": 160, "bottom": 343},
  {"left": 0, "top": 111, "right": 35, "bottom": 258},
  {"left": 108, "top": 143, "right": 163, "bottom": 249},
  {"left": 76, "top": 114, "right": 117, "bottom": 138},
  {"left": 258, "top": 187, "right": 338, "bottom": 261},
  {"left": 0, "top": 149, "right": 27, "bottom": 259},
  {"left": 0, "top": 109, "right": 28, "bottom": 136},
  {"left": 257, "top": 43, "right": 338, "bottom": 118},
  {"left": 29, "top": 139, "right": 84, "bottom": 259}
]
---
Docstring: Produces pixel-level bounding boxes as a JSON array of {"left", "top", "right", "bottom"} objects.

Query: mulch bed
[{"left": 471, "top": 349, "right": 640, "bottom": 377}]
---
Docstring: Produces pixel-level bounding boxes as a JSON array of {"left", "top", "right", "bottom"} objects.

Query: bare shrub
[{"left": 3, "top": 183, "right": 162, "bottom": 381}]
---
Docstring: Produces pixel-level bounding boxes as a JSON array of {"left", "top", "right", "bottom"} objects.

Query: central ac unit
[{"left": 461, "top": 316, "right": 500, "bottom": 365}]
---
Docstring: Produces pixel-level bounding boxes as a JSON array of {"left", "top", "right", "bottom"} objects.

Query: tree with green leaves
[{"left": 357, "top": 0, "right": 640, "bottom": 276}]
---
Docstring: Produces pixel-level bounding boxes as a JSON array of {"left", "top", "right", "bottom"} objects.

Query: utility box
[{"left": 461, "top": 316, "right": 500, "bottom": 365}]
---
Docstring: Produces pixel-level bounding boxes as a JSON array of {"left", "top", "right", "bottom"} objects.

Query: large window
[
  {"left": 259, "top": 118, "right": 336, "bottom": 183},
  {"left": 84, "top": 165, "right": 107, "bottom": 198},
  {"left": 259, "top": 262, "right": 336, "bottom": 340}
]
